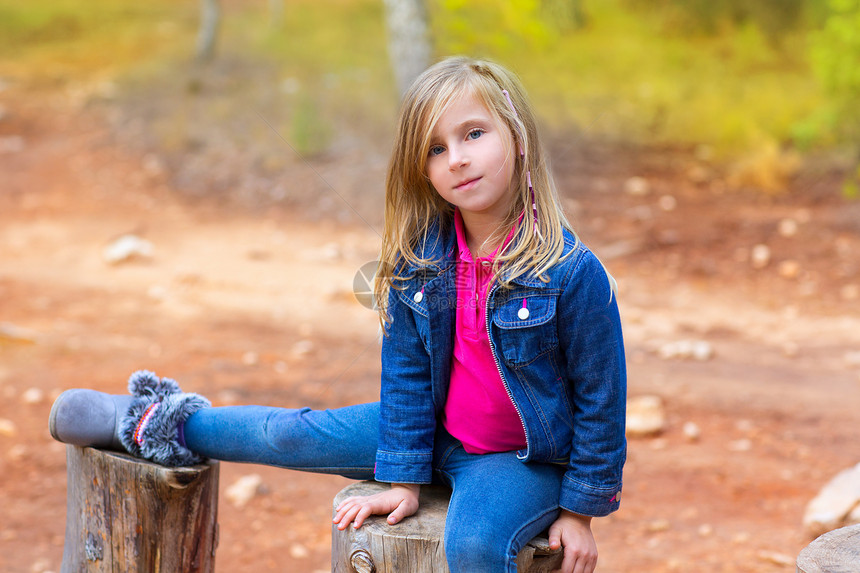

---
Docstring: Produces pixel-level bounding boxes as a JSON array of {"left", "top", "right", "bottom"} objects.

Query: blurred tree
[
  {"left": 810, "top": 0, "right": 860, "bottom": 195},
  {"left": 269, "top": 0, "right": 284, "bottom": 28},
  {"left": 384, "top": 0, "right": 432, "bottom": 95},
  {"left": 196, "top": 0, "right": 220, "bottom": 62}
]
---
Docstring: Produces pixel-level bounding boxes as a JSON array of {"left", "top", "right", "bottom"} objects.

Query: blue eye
[
  {"left": 467, "top": 129, "right": 484, "bottom": 140},
  {"left": 429, "top": 145, "right": 445, "bottom": 156}
]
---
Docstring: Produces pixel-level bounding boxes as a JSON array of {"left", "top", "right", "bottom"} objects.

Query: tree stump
[
  {"left": 796, "top": 524, "right": 860, "bottom": 573},
  {"left": 61, "top": 446, "right": 219, "bottom": 573},
  {"left": 332, "top": 481, "right": 563, "bottom": 573}
]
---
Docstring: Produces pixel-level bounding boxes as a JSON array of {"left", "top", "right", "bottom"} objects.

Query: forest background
[{"left": 2, "top": 0, "right": 859, "bottom": 205}]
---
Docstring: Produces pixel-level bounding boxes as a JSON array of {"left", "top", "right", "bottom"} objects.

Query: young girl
[{"left": 50, "top": 56, "right": 627, "bottom": 573}]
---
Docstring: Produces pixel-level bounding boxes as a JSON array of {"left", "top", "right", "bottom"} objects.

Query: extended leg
[{"left": 183, "top": 402, "right": 379, "bottom": 480}]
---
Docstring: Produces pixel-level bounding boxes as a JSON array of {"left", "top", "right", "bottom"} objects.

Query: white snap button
[
  {"left": 517, "top": 307, "right": 530, "bottom": 320},
  {"left": 481, "top": 261, "right": 491, "bottom": 267},
  {"left": 414, "top": 291, "right": 424, "bottom": 303}
]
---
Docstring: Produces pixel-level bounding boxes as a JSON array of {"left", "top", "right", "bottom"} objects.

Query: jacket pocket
[{"left": 492, "top": 294, "right": 559, "bottom": 366}]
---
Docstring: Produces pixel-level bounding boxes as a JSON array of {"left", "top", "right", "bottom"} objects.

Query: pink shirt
[{"left": 442, "top": 210, "right": 527, "bottom": 454}]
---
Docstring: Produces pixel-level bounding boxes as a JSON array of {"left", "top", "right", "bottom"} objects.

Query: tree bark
[
  {"left": 61, "top": 446, "right": 219, "bottom": 573},
  {"left": 383, "top": 0, "right": 432, "bottom": 96},
  {"left": 196, "top": 0, "right": 220, "bottom": 62}
]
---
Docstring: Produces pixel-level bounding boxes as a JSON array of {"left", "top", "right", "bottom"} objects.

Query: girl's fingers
[
  {"left": 386, "top": 497, "right": 417, "bottom": 524},
  {"left": 353, "top": 504, "right": 375, "bottom": 529}
]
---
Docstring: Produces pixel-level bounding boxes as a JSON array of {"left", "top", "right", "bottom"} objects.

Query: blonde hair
[{"left": 375, "top": 56, "right": 575, "bottom": 323}]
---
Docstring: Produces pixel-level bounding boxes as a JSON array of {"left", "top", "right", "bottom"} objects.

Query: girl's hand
[
  {"left": 548, "top": 510, "right": 597, "bottom": 573},
  {"left": 333, "top": 484, "right": 420, "bottom": 530}
]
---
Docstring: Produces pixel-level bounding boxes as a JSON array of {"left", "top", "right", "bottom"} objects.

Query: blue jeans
[{"left": 184, "top": 403, "right": 564, "bottom": 572}]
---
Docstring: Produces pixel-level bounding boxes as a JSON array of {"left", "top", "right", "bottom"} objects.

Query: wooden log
[
  {"left": 796, "top": 524, "right": 860, "bottom": 573},
  {"left": 332, "top": 481, "right": 563, "bottom": 573},
  {"left": 61, "top": 446, "right": 220, "bottom": 573}
]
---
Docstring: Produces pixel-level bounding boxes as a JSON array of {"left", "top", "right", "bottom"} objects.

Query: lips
[{"left": 455, "top": 176, "right": 481, "bottom": 191}]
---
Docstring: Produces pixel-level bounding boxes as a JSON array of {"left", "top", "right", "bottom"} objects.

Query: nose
[{"left": 448, "top": 145, "right": 469, "bottom": 171}]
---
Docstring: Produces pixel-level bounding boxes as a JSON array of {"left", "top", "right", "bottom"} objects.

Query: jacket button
[
  {"left": 413, "top": 291, "right": 424, "bottom": 303},
  {"left": 517, "top": 307, "right": 530, "bottom": 320}
]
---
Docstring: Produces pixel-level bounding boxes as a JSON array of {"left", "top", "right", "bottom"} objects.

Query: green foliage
[
  {"left": 431, "top": 0, "right": 557, "bottom": 57},
  {"left": 621, "top": 0, "right": 825, "bottom": 43},
  {"left": 461, "top": 1, "right": 823, "bottom": 157},
  {"left": 809, "top": 0, "right": 860, "bottom": 142},
  {"left": 0, "top": 0, "right": 184, "bottom": 74},
  {"left": 2, "top": 0, "right": 855, "bottom": 164}
]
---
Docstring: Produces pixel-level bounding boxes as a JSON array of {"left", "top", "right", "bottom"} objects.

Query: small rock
[
  {"left": 756, "top": 551, "right": 793, "bottom": 566},
  {"left": 732, "top": 532, "right": 751, "bottom": 544},
  {"left": 687, "top": 165, "right": 711, "bottom": 184},
  {"left": 289, "top": 543, "right": 310, "bottom": 559},
  {"left": 751, "top": 244, "right": 771, "bottom": 269},
  {"left": 0, "top": 418, "right": 17, "bottom": 437},
  {"left": 623, "top": 176, "right": 650, "bottom": 196},
  {"left": 697, "top": 524, "right": 713, "bottom": 537},
  {"left": 845, "top": 352, "right": 860, "bottom": 368},
  {"left": 781, "top": 341, "right": 800, "bottom": 357},
  {"left": 21, "top": 387, "right": 44, "bottom": 404},
  {"left": 147, "top": 285, "right": 167, "bottom": 300},
  {"left": 0, "top": 322, "right": 38, "bottom": 344},
  {"left": 626, "top": 395, "right": 666, "bottom": 437},
  {"left": 691, "top": 340, "right": 714, "bottom": 361},
  {"left": 103, "top": 235, "right": 154, "bottom": 265},
  {"left": 30, "top": 558, "right": 52, "bottom": 573},
  {"left": 225, "top": 474, "right": 263, "bottom": 508},
  {"left": 8, "top": 444, "right": 27, "bottom": 461},
  {"left": 658, "top": 340, "right": 713, "bottom": 361},
  {"left": 0, "top": 135, "right": 24, "bottom": 154},
  {"left": 216, "top": 390, "right": 241, "bottom": 405},
  {"left": 141, "top": 153, "right": 164, "bottom": 177},
  {"left": 649, "top": 438, "right": 668, "bottom": 450},
  {"left": 658, "top": 195, "right": 677, "bottom": 211},
  {"left": 840, "top": 284, "right": 860, "bottom": 301},
  {"left": 241, "top": 351, "right": 259, "bottom": 366},
  {"left": 319, "top": 243, "right": 342, "bottom": 261},
  {"left": 778, "top": 218, "right": 799, "bottom": 237},
  {"left": 290, "top": 339, "right": 314, "bottom": 358},
  {"left": 803, "top": 462, "right": 860, "bottom": 537},
  {"left": 728, "top": 439, "right": 753, "bottom": 452},
  {"left": 646, "top": 519, "right": 670, "bottom": 532},
  {"left": 778, "top": 259, "right": 801, "bottom": 279},
  {"left": 682, "top": 421, "right": 701, "bottom": 442}
]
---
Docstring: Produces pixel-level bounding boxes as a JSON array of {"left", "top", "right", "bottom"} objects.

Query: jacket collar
[{"left": 403, "top": 218, "right": 552, "bottom": 289}]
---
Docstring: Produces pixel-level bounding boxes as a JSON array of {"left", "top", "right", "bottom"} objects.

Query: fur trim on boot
[{"left": 119, "top": 370, "right": 211, "bottom": 467}]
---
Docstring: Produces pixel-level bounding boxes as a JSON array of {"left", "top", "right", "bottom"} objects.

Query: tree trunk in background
[
  {"left": 196, "top": 0, "right": 221, "bottom": 62},
  {"left": 383, "top": 0, "right": 432, "bottom": 97},
  {"left": 268, "top": 0, "right": 283, "bottom": 28}
]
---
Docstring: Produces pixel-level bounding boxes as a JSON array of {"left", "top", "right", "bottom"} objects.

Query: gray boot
[
  {"left": 49, "top": 370, "right": 211, "bottom": 467},
  {"left": 49, "top": 389, "right": 133, "bottom": 451}
]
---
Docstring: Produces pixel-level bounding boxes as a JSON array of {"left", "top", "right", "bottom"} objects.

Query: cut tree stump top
[{"left": 796, "top": 524, "right": 860, "bottom": 573}]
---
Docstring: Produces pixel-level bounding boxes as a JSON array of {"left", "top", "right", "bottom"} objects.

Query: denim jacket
[{"left": 374, "top": 222, "right": 627, "bottom": 517}]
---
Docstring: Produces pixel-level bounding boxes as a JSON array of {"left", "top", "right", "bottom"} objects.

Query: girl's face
[{"left": 425, "top": 93, "right": 517, "bottom": 225}]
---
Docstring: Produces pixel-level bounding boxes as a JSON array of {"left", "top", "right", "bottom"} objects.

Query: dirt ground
[{"left": 1, "top": 81, "right": 859, "bottom": 573}]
